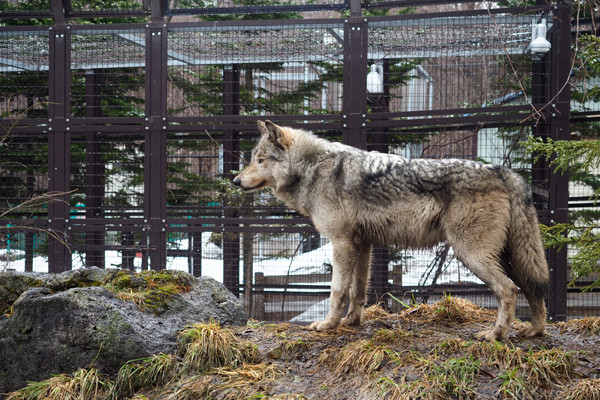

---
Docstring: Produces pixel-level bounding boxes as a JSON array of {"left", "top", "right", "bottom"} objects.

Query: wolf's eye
[{"left": 257, "top": 158, "right": 265, "bottom": 164}]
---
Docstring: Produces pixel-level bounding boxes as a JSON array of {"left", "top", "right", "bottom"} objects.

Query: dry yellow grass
[
  {"left": 401, "top": 296, "right": 496, "bottom": 324},
  {"left": 559, "top": 378, "right": 600, "bottom": 400},
  {"left": 6, "top": 368, "right": 110, "bottom": 400},
  {"left": 559, "top": 316, "right": 600, "bottom": 335},
  {"left": 167, "top": 375, "right": 213, "bottom": 400},
  {"left": 319, "top": 339, "right": 388, "bottom": 375},
  {"left": 362, "top": 303, "right": 391, "bottom": 321},
  {"left": 177, "top": 320, "right": 259, "bottom": 374},
  {"left": 112, "top": 353, "right": 178, "bottom": 398}
]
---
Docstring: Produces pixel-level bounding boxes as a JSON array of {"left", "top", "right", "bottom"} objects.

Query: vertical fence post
[
  {"left": 144, "top": 22, "right": 168, "bottom": 270},
  {"left": 47, "top": 22, "right": 72, "bottom": 273},
  {"left": 342, "top": 17, "right": 367, "bottom": 150},
  {"left": 222, "top": 64, "right": 241, "bottom": 296},
  {"left": 546, "top": 0, "right": 572, "bottom": 322}
]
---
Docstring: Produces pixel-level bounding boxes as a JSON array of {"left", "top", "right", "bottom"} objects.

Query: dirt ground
[{"left": 223, "top": 297, "right": 600, "bottom": 400}]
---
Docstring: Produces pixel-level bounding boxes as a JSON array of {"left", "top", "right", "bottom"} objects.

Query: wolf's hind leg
[
  {"left": 518, "top": 292, "right": 546, "bottom": 337},
  {"left": 309, "top": 238, "right": 367, "bottom": 331},
  {"left": 341, "top": 245, "right": 372, "bottom": 326},
  {"left": 454, "top": 248, "right": 518, "bottom": 341}
]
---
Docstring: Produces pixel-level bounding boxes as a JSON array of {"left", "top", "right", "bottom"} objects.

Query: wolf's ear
[{"left": 259, "top": 120, "right": 293, "bottom": 150}]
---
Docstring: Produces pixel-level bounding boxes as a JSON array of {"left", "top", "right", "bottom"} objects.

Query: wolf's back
[{"left": 503, "top": 171, "right": 550, "bottom": 299}]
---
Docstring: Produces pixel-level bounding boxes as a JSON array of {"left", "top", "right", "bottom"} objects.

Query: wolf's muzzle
[{"left": 232, "top": 177, "right": 242, "bottom": 187}]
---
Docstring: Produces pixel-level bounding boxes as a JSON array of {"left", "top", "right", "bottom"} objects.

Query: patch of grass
[
  {"left": 320, "top": 339, "right": 388, "bottom": 375},
  {"left": 430, "top": 339, "right": 578, "bottom": 398},
  {"left": 112, "top": 353, "right": 178, "bottom": 398},
  {"left": 278, "top": 337, "right": 309, "bottom": 357},
  {"left": 494, "top": 366, "right": 531, "bottom": 400},
  {"left": 170, "top": 363, "right": 279, "bottom": 400},
  {"left": 374, "top": 375, "right": 444, "bottom": 400},
  {"left": 363, "top": 303, "right": 390, "bottom": 321},
  {"left": 559, "top": 378, "right": 600, "bottom": 400},
  {"left": 400, "top": 295, "right": 495, "bottom": 325},
  {"left": 177, "top": 320, "right": 259, "bottom": 374},
  {"left": 267, "top": 394, "right": 308, "bottom": 399},
  {"left": 433, "top": 295, "right": 494, "bottom": 323},
  {"left": 428, "top": 355, "right": 481, "bottom": 399},
  {"left": 464, "top": 340, "right": 525, "bottom": 370},
  {"left": 167, "top": 375, "right": 213, "bottom": 400},
  {"left": 372, "top": 327, "right": 411, "bottom": 344},
  {"left": 559, "top": 317, "right": 600, "bottom": 335},
  {"left": 433, "top": 337, "right": 468, "bottom": 354},
  {"left": 216, "top": 361, "right": 279, "bottom": 390},
  {"left": 6, "top": 368, "right": 112, "bottom": 400},
  {"left": 526, "top": 347, "right": 579, "bottom": 386}
]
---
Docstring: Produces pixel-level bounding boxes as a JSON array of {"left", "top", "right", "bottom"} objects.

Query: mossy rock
[
  {"left": 0, "top": 272, "right": 44, "bottom": 315},
  {"left": 0, "top": 269, "right": 247, "bottom": 394}
]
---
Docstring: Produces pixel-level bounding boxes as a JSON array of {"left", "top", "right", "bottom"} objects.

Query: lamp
[
  {"left": 530, "top": 19, "right": 551, "bottom": 59},
  {"left": 367, "top": 63, "right": 384, "bottom": 94}
]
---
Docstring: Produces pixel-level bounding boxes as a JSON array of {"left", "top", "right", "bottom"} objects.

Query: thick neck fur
[{"left": 272, "top": 129, "right": 341, "bottom": 215}]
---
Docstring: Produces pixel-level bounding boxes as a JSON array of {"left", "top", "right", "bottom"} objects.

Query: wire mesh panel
[
  {"left": 67, "top": 28, "right": 147, "bottom": 269},
  {"left": 0, "top": 132, "right": 50, "bottom": 273},
  {"left": 69, "top": 131, "right": 146, "bottom": 269},
  {"left": 0, "top": 29, "right": 50, "bottom": 272},
  {"left": 0, "top": 1, "right": 52, "bottom": 21},
  {"left": 167, "top": 22, "right": 345, "bottom": 117},
  {"left": 70, "top": 29, "right": 146, "bottom": 117},
  {"left": 368, "top": 14, "right": 532, "bottom": 111},
  {"left": 166, "top": 0, "right": 348, "bottom": 16},
  {"left": 69, "top": 0, "right": 148, "bottom": 12}
]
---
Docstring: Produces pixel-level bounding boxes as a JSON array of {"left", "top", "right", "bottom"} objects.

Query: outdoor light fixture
[
  {"left": 530, "top": 18, "right": 551, "bottom": 59},
  {"left": 367, "top": 63, "right": 384, "bottom": 94}
]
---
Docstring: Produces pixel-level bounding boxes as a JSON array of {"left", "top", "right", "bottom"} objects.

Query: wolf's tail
[{"left": 503, "top": 172, "right": 549, "bottom": 302}]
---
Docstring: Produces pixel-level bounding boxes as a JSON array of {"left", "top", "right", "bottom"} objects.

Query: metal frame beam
[
  {"left": 144, "top": 24, "right": 168, "bottom": 270},
  {"left": 47, "top": 24, "right": 72, "bottom": 273}
]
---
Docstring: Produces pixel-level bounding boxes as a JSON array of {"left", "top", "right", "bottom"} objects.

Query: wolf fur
[{"left": 233, "top": 120, "right": 549, "bottom": 341}]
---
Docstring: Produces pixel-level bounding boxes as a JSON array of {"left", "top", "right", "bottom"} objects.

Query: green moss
[{"left": 103, "top": 270, "right": 193, "bottom": 315}]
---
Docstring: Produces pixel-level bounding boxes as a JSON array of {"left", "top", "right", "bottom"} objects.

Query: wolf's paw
[
  {"left": 476, "top": 328, "right": 505, "bottom": 342},
  {"left": 340, "top": 314, "right": 361, "bottom": 326},
  {"left": 517, "top": 325, "right": 545, "bottom": 338},
  {"left": 309, "top": 320, "right": 338, "bottom": 331}
]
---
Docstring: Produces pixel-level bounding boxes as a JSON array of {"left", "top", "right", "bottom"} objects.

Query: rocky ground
[{"left": 5, "top": 296, "right": 600, "bottom": 400}]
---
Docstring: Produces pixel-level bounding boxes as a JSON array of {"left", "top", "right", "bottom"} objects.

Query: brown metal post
[
  {"left": 342, "top": 18, "right": 368, "bottom": 150},
  {"left": 546, "top": 0, "right": 571, "bottom": 322},
  {"left": 349, "top": 0, "right": 361, "bottom": 18},
  {"left": 222, "top": 64, "right": 241, "bottom": 296},
  {"left": 144, "top": 23, "right": 168, "bottom": 270},
  {"left": 47, "top": 24, "right": 72, "bottom": 273}
]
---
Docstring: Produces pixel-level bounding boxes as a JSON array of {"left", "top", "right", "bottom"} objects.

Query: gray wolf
[{"left": 233, "top": 120, "right": 549, "bottom": 341}]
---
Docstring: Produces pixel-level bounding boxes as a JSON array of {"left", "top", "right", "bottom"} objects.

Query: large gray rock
[{"left": 0, "top": 268, "right": 247, "bottom": 394}]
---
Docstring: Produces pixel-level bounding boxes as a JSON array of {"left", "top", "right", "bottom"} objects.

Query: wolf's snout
[{"left": 232, "top": 177, "right": 242, "bottom": 187}]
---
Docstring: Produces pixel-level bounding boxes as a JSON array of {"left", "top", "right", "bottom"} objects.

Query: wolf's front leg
[
  {"left": 309, "top": 237, "right": 369, "bottom": 331},
  {"left": 308, "top": 259, "right": 349, "bottom": 331},
  {"left": 341, "top": 244, "right": 372, "bottom": 326}
]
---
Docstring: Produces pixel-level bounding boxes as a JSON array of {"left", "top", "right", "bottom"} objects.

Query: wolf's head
[{"left": 232, "top": 120, "right": 294, "bottom": 193}]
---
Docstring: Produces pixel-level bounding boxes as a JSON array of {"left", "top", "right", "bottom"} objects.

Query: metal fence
[{"left": 0, "top": 0, "right": 590, "bottom": 323}]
